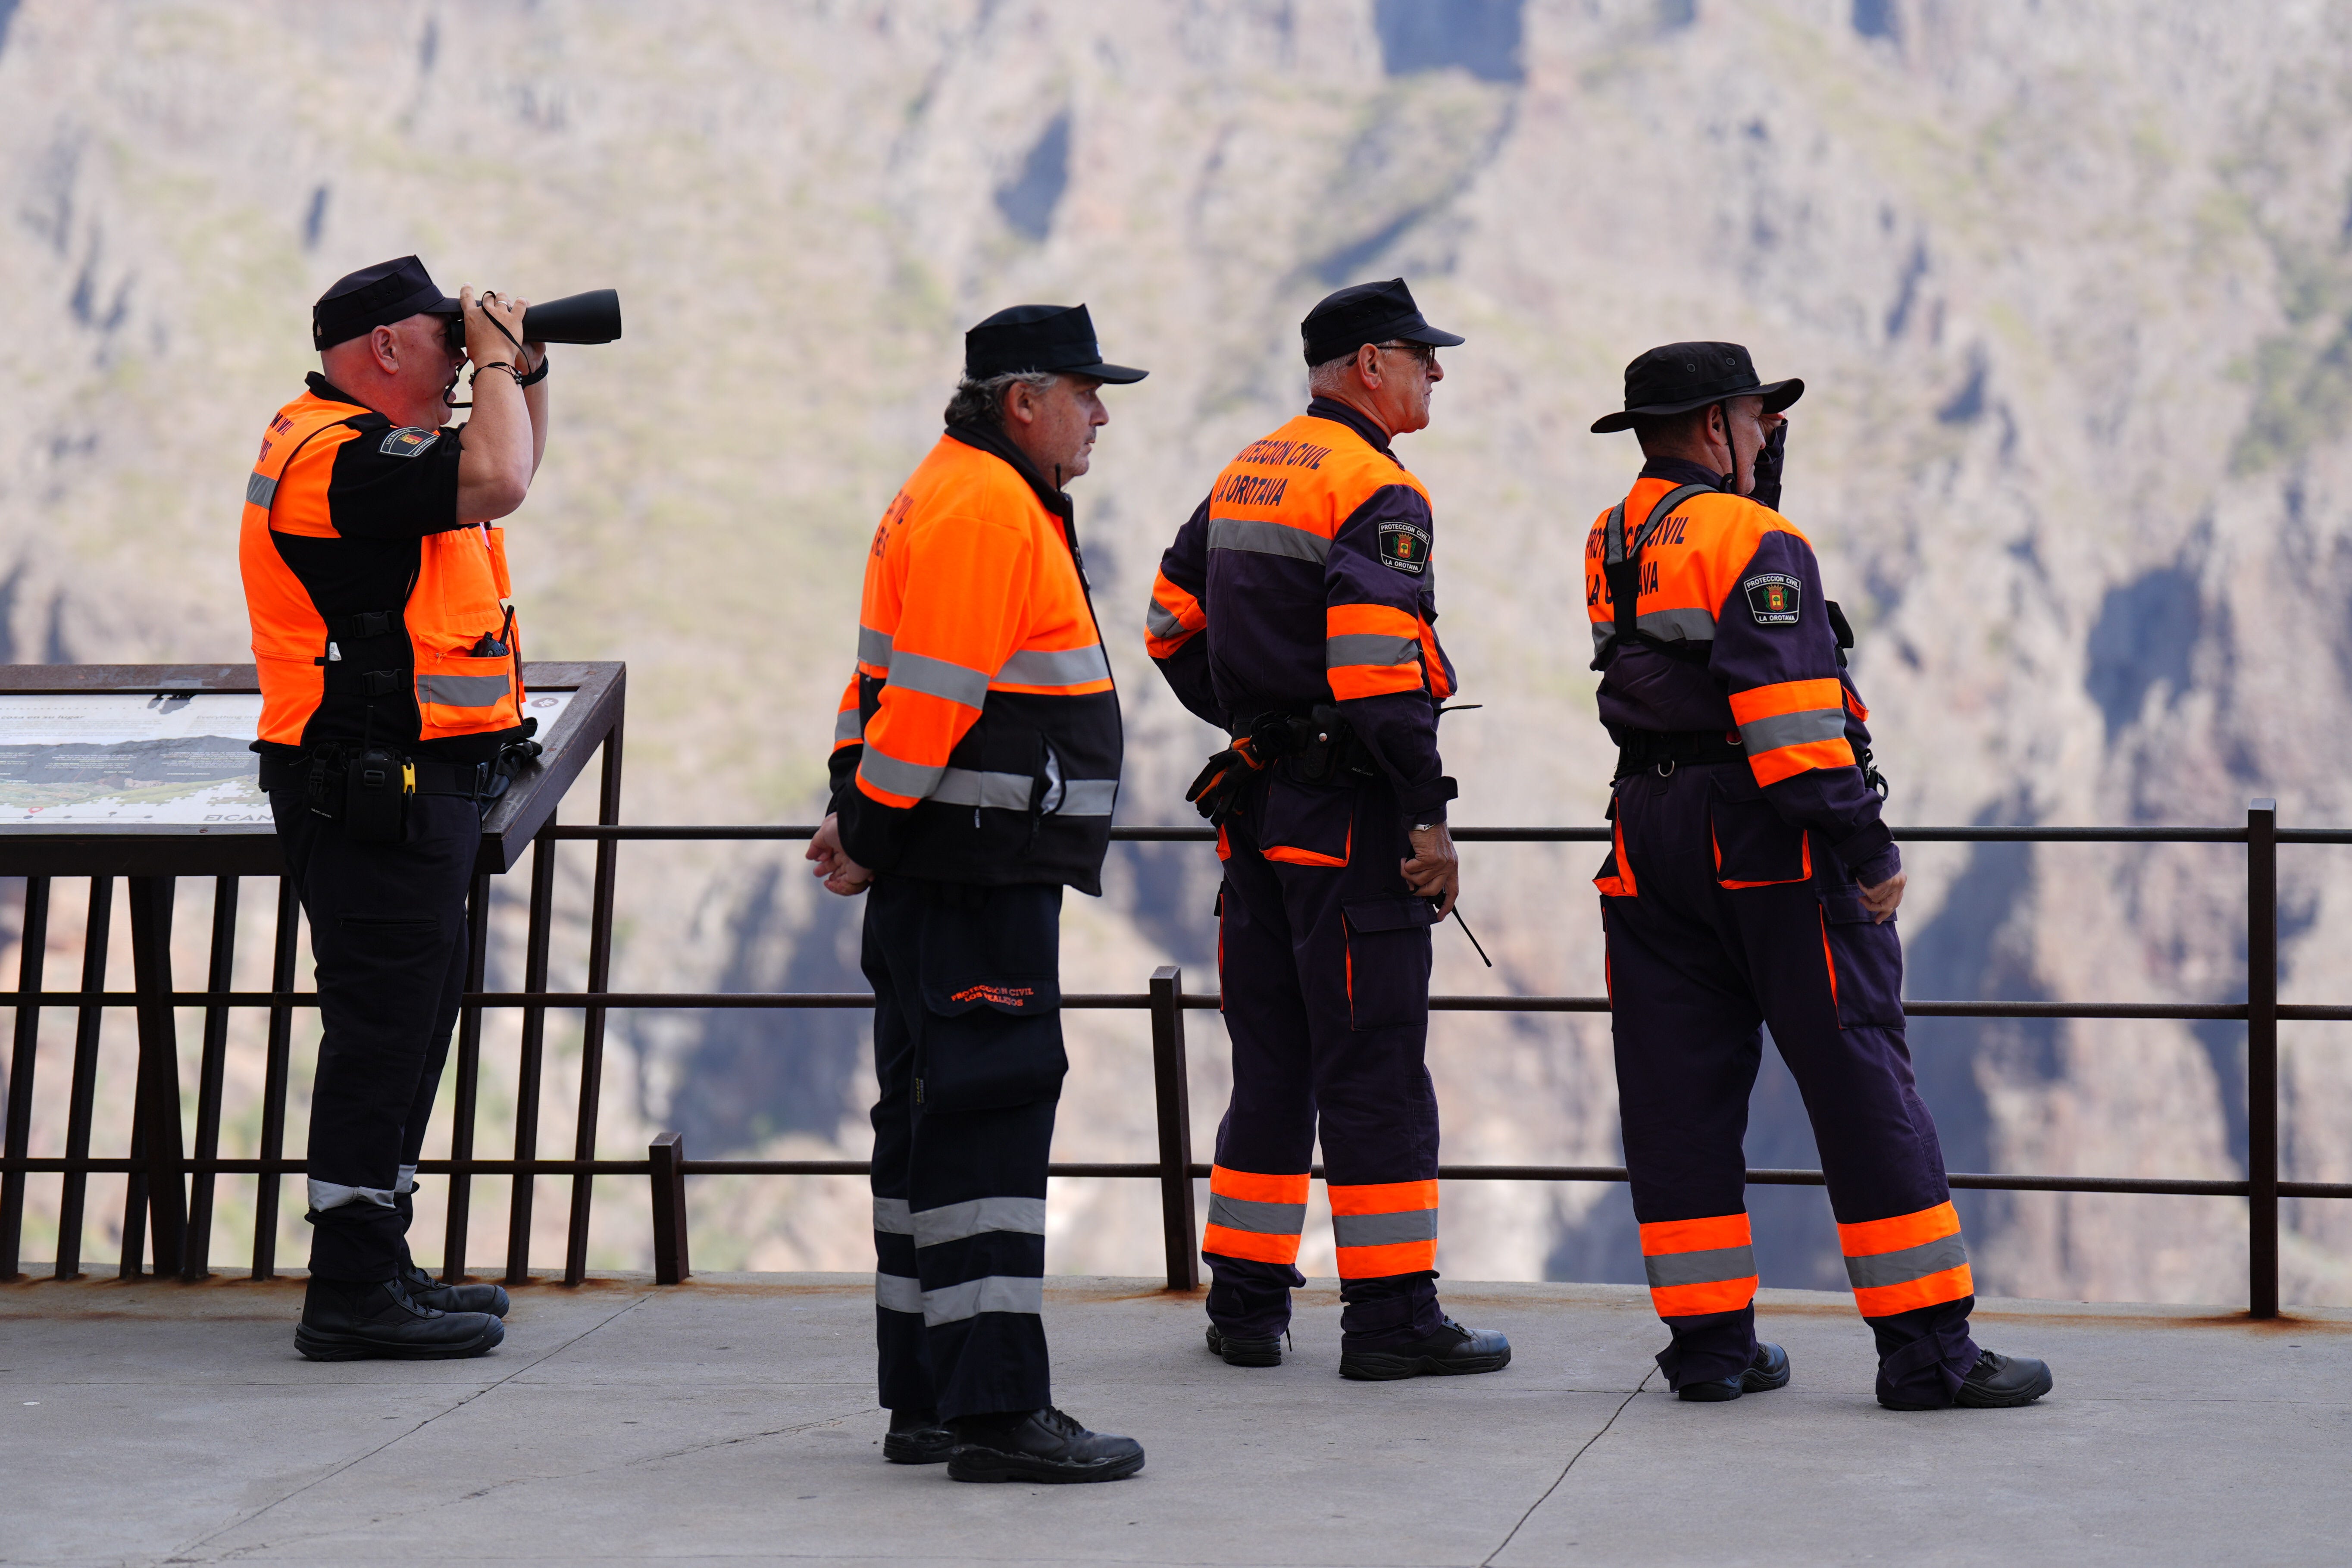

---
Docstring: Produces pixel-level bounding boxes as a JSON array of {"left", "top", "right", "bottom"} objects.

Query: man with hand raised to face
[
  {"left": 1144, "top": 279, "right": 1511, "bottom": 1383},
  {"left": 241, "top": 256, "right": 547, "bottom": 1361},
  {"left": 1585, "top": 341, "right": 2051, "bottom": 1412},
  {"left": 806, "top": 304, "right": 1146, "bottom": 1484}
]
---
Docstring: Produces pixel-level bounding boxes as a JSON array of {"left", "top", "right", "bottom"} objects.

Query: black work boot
[
  {"left": 294, "top": 1275, "right": 504, "bottom": 1362},
  {"left": 1678, "top": 1340, "right": 1790, "bottom": 1402},
  {"left": 1206, "top": 1323, "right": 1282, "bottom": 1367},
  {"left": 400, "top": 1259, "right": 511, "bottom": 1318},
  {"left": 1951, "top": 1349, "right": 2053, "bottom": 1408},
  {"left": 883, "top": 1407, "right": 956, "bottom": 1464},
  {"left": 1339, "top": 1315, "right": 1511, "bottom": 1381},
  {"left": 945, "top": 1407, "right": 1146, "bottom": 1483}
]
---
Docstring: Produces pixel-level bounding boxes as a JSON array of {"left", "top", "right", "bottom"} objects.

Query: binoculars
[{"left": 445, "top": 288, "right": 623, "bottom": 352}]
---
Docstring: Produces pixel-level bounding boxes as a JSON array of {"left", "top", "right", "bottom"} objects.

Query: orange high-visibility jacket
[
  {"left": 1583, "top": 461, "right": 1893, "bottom": 876},
  {"left": 828, "top": 425, "right": 1122, "bottom": 892},
  {"left": 1145, "top": 397, "right": 1457, "bottom": 826},
  {"left": 239, "top": 375, "right": 526, "bottom": 759}
]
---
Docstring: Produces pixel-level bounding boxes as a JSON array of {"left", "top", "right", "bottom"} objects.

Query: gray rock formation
[{"left": 1, "top": 0, "right": 2346, "bottom": 1302}]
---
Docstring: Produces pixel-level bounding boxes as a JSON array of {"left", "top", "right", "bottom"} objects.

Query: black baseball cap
[
  {"left": 964, "top": 304, "right": 1147, "bottom": 384},
  {"left": 1301, "top": 278, "right": 1464, "bottom": 368},
  {"left": 312, "top": 256, "right": 460, "bottom": 351},
  {"left": 1591, "top": 341, "right": 1804, "bottom": 433}
]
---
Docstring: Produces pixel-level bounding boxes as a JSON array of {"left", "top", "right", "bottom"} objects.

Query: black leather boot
[
  {"left": 389, "top": 1188, "right": 511, "bottom": 1317},
  {"left": 945, "top": 1407, "right": 1146, "bottom": 1483},
  {"left": 1338, "top": 1315, "right": 1511, "bottom": 1381},
  {"left": 294, "top": 1275, "right": 504, "bottom": 1362},
  {"left": 1206, "top": 1323, "right": 1282, "bottom": 1367},
  {"left": 1951, "top": 1349, "right": 2053, "bottom": 1408},
  {"left": 1677, "top": 1340, "right": 1791, "bottom": 1402},
  {"left": 883, "top": 1407, "right": 956, "bottom": 1464}
]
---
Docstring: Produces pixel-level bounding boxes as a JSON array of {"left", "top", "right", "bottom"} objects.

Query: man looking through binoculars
[{"left": 240, "top": 255, "right": 554, "bottom": 1360}]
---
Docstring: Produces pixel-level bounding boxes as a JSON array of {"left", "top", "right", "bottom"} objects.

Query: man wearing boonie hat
[{"left": 1583, "top": 341, "right": 2052, "bottom": 1412}]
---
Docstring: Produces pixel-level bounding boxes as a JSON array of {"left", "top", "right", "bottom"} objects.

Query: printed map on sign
[{"left": 0, "top": 688, "right": 575, "bottom": 833}]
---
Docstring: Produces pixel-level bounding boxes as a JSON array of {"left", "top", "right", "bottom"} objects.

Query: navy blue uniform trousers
[
  {"left": 1204, "top": 769, "right": 1447, "bottom": 1349},
  {"left": 1600, "top": 761, "right": 1979, "bottom": 1406},
  {"left": 270, "top": 787, "right": 476, "bottom": 1283},
  {"left": 866, "top": 877, "right": 1065, "bottom": 1421}
]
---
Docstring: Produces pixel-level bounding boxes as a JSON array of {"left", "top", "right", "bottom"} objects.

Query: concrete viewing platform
[{"left": 3, "top": 1274, "right": 2345, "bottom": 1567}]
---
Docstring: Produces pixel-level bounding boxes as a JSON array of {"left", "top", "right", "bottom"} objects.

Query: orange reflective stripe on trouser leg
[
  {"left": 1639, "top": 1213, "right": 1759, "bottom": 1318},
  {"left": 1328, "top": 1179, "right": 1437, "bottom": 1277},
  {"left": 1837, "top": 1201, "right": 1974, "bottom": 1317},
  {"left": 1201, "top": 1165, "right": 1309, "bottom": 1265}
]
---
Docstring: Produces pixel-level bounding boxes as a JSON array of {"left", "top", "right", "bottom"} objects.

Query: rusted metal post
[
  {"left": 2247, "top": 799, "right": 2279, "bottom": 1319},
  {"left": 1149, "top": 966, "right": 1200, "bottom": 1291},
  {"left": 564, "top": 730, "right": 625, "bottom": 1285},
  {"left": 441, "top": 872, "right": 491, "bottom": 1284},
  {"left": 505, "top": 826, "right": 559, "bottom": 1286},
  {"left": 125, "top": 876, "right": 189, "bottom": 1278},
  {"left": 1, "top": 876, "right": 52, "bottom": 1280},
  {"left": 184, "top": 876, "right": 239, "bottom": 1280},
  {"left": 649, "top": 1131, "right": 690, "bottom": 1285},
  {"left": 56, "top": 877, "right": 114, "bottom": 1280},
  {"left": 252, "top": 878, "right": 299, "bottom": 1280}
]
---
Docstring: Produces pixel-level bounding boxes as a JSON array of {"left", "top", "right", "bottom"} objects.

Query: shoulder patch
[
  {"left": 1743, "top": 573, "right": 1802, "bottom": 625},
  {"left": 379, "top": 426, "right": 442, "bottom": 458},
  {"left": 1377, "top": 520, "right": 1431, "bottom": 574}
]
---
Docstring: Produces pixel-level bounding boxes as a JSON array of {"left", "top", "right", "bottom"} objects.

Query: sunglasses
[{"left": 1378, "top": 341, "right": 1440, "bottom": 369}]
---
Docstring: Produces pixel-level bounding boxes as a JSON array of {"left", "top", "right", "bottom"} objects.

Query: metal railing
[{"left": 2, "top": 800, "right": 2346, "bottom": 1316}]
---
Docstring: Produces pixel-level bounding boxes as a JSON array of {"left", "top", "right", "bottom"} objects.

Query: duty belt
[
  {"left": 258, "top": 747, "right": 487, "bottom": 798},
  {"left": 1612, "top": 728, "right": 1747, "bottom": 779}
]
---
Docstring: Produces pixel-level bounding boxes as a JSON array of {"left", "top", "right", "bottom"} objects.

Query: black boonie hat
[
  {"left": 1591, "top": 341, "right": 1803, "bottom": 433},
  {"left": 965, "top": 304, "right": 1147, "bottom": 384},
  {"left": 312, "top": 256, "right": 460, "bottom": 351},
  {"left": 1302, "top": 277, "right": 1464, "bottom": 367}
]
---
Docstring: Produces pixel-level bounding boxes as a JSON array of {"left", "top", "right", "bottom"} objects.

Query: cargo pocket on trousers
[
  {"left": 1257, "top": 776, "right": 1354, "bottom": 868},
  {"left": 1709, "top": 792, "right": 1811, "bottom": 887},
  {"left": 913, "top": 886, "right": 1069, "bottom": 1112},
  {"left": 1342, "top": 896, "right": 1438, "bottom": 1030},
  {"left": 1594, "top": 795, "right": 1635, "bottom": 897},
  {"left": 1817, "top": 891, "right": 1905, "bottom": 1029}
]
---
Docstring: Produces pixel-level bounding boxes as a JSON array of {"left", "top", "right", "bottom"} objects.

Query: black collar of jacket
[
  {"left": 1637, "top": 455, "right": 1725, "bottom": 490},
  {"left": 943, "top": 421, "right": 1075, "bottom": 520},
  {"left": 1306, "top": 395, "right": 1397, "bottom": 459},
  {"left": 304, "top": 371, "right": 384, "bottom": 420}
]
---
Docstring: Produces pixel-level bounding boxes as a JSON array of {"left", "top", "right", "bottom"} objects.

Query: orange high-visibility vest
[{"left": 240, "top": 383, "right": 526, "bottom": 754}]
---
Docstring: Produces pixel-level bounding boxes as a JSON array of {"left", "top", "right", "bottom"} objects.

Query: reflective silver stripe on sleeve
[
  {"left": 1208, "top": 516, "right": 1331, "bottom": 563},
  {"left": 1331, "top": 1209, "right": 1439, "bottom": 1249},
  {"left": 910, "top": 1196, "right": 1047, "bottom": 1249},
  {"left": 998, "top": 644, "right": 1111, "bottom": 687},
  {"left": 1643, "top": 1244, "right": 1760, "bottom": 1289},
  {"left": 415, "top": 673, "right": 512, "bottom": 708},
  {"left": 1206, "top": 1194, "right": 1308, "bottom": 1236},
  {"left": 885, "top": 650, "right": 991, "bottom": 709},
  {"left": 875, "top": 1271, "right": 924, "bottom": 1314},
  {"left": 246, "top": 472, "right": 278, "bottom": 507},
  {"left": 857, "top": 624, "right": 893, "bottom": 669},
  {"left": 929, "top": 767, "right": 1034, "bottom": 811},
  {"left": 834, "top": 705, "right": 864, "bottom": 744},
  {"left": 1147, "top": 600, "right": 1188, "bottom": 641},
  {"left": 873, "top": 1196, "right": 913, "bottom": 1235},
  {"left": 1843, "top": 1233, "right": 1969, "bottom": 1291},
  {"left": 857, "top": 745, "right": 947, "bottom": 801},
  {"left": 1053, "top": 779, "right": 1118, "bottom": 817},
  {"left": 1592, "top": 607, "right": 1720, "bottom": 655},
  {"left": 921, "top": 1274, "right": 1045, "bottom": 1325},
  {"left": 396, "top": 1164, "right": 418, "bottom": 1196},
  {"left": 1738, "top": 706, "right": 1850, "bottom": 754},
  {"left": 307, "top": 1179, "right": 397, "bottom": 1212},
  {"left": 1324, "top": 633, "right": 1422, "bottom": 669}
]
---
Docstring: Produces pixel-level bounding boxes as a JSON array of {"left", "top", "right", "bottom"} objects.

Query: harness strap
[{"left": 1602, "top": 481, "right": 1720, "bottom": 654}]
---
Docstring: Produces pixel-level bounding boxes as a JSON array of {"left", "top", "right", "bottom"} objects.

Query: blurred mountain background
[{"left": 3, "top": 0, "right": 2349, "bottom": 1305}]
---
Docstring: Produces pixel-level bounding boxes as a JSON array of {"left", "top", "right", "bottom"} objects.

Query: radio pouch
[{"left": 344, "top": 746, "right": 414, "bottom": 844}]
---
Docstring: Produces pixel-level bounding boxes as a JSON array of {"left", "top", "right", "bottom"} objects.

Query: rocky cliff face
[{"left": 3, "top": 0, "right": 2349, "bottom": 1304}]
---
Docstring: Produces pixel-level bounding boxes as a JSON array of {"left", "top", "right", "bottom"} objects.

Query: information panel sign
[{"left": 0, "top": 688, "right": 575, "bottom": 833}]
